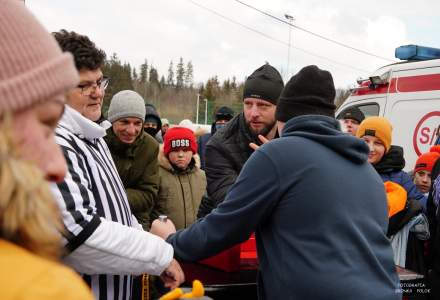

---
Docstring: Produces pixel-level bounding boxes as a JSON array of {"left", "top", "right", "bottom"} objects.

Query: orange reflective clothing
[{"left": 384, "top": 181, "right": 407, "bottom": 218}]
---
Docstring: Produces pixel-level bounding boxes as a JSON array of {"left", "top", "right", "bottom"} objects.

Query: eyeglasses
[{"left": 77, "top": 76, "right": 109, "bottom": 96}]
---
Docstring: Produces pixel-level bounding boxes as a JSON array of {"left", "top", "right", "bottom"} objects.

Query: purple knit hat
[{"left": 0, "top": 0, "right": 79, "bottom": 115}]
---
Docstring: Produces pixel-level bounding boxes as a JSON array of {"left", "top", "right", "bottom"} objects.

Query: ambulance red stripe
[{"left": 351, "top": 73, "right": 440, "bottom": 96}]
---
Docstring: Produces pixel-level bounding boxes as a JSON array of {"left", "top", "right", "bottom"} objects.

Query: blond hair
[{"left": 0, "top": 119, "right": 63, "bottom": 260}]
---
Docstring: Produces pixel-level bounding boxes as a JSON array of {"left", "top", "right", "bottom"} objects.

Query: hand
[
  {"left": 160, "top": 258, "right": 185, "bottom": 289},
  {"left": 150, "top": 218, "right": 176, "bottom": 240},
  {"left": 249, "top": 134, "right": 270, "bottom": 151}
]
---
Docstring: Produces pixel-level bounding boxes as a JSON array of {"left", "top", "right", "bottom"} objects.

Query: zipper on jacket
[{"left": 177, "top": 175, "right": 187, "bottom": 227}]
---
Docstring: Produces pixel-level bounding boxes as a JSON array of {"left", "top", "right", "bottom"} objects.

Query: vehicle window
[{"left": 358, "top": 103, "right": 379, "bottom": 117}]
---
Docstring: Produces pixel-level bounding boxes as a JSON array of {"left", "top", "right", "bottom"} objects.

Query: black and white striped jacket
[{"left": 51, "top": 106, "right": 173, "bottom": 300}]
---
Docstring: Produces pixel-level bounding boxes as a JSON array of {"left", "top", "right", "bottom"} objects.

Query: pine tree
[
  {"left": 159, "top": 75, "right": 166, "bottom": 88},
  {"left": 149, "top": 66, "right": 159, "bottom": 84},
  {"left": 109, "top": 52, "right": 120, "bottom": 65},
  {"left": 222, "top": 79, "right": 231, "bottom": 93},
  {"left": 140, "top": 59, "right": 148, "bottom": 83},
  {"left": 167, "top": 60, "right": 174, "bottom": 87},
  {"left": 176, "top": 57, "right": 185, "bottom": 89},
  {"left": 124, "top": 63, "right": 132, "bottom": 79},
  {"left": 185, "top": 61, "right": 194, "bottom": 88},
  {"left": 204, "top": 76, "right": 220, "bottom": 101},
  {"left": 101, "top": 53, "right": 133, "bottom": 115},
  {"left": 132, "top": 67, "right": 138, "bottom": 82},
  {"left": 231, "top": 76, "right": 237, "bottom": 90}
]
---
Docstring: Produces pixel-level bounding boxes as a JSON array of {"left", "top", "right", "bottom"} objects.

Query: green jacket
[
  {"left": 155, "top": 146, "right": 206, "bottom": 230},
  {"left": 104, "top": 129, "right": 159, "bottom": 230}
]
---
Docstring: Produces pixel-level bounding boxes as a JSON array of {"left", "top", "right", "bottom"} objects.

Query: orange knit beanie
[{"left": 356, "top": 117, "right": 393, "bottom": 153}]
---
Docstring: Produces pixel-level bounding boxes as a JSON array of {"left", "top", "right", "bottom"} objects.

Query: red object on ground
[{"left": 199, "top": 233, "right": 258, "bottom": 272}]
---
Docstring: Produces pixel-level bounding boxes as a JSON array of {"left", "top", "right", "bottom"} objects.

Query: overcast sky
[{"left": 28, "top": 0, "right": 440, "bottom": 88}]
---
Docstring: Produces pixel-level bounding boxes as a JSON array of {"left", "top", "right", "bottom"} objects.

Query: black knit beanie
[
  {"left": 338, "top": 106, "right": 365, "bottom": 124},
  {"left": 243, "top": 63, "right": 284, "bottom": 105},
  {"left": 215, "top": 106, "right": 234, "bottom": 121},
  {"left": 275, "top": 65, "right": 336, "bottom": 122}
]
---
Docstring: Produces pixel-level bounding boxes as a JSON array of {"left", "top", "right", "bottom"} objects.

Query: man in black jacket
[
  {"left": 198, "top": 63, "right": 284, "bottom": 217},
  {"left": 198, "top": 106, "right": 235, "bottom": 170}
]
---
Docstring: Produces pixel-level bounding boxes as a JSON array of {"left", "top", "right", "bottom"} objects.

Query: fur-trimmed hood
[{"left": 158, "top": 144, "right": 201, "bottom": 172}]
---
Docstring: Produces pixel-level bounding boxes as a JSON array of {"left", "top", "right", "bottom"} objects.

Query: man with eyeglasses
[
  {"left": 51, "top": 30, "right": 184, "bottom": 300},
  {"left": 54, "top": 31, "right": 109, "bottom": 123},
  {"left": 73, "top": 75, "right": 109, "bottom": 119}
]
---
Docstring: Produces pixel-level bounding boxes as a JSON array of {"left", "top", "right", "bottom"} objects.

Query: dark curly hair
[{"left": 53, "top": 29, "right": 106, "bottom": 71}]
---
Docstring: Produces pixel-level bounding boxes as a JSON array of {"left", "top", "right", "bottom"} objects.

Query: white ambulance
[{"left": 337, "top": 45, "right": 440, "bottom": 170}]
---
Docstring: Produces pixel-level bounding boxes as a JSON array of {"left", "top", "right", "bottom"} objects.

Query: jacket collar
[
  {"left": 373, "top": 145, "right": 405, "bottom": 173},
  {"left": 105, "top": 128, "right": 145, "bottom": 157},
  {"left": 223, "top": 113, "right": 261, "bottom": 144},
  {"left": 59, "top": 105, "right": 107, "bottom": 141},
  {"left": 158, "top": 144, "right": 200, "bottom": 173}
]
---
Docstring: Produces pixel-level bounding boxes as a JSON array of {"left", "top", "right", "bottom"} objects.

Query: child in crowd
[
  {"left": 357, "top": 116, "right": 429, "bottom": 273},
  {"left": 413, "top": 147, "right": 440, "bottom": 195},
  {"left": 155, "top": 127, "right": 206, "bottom": 230},
  {"left": 356, "top": 116, "right": 426, "bottom": 209}
]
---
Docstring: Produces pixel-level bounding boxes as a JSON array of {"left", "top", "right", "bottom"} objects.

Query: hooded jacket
[
  {"left": 168, "top": 115, "right": 399, "bottom": 300},
  {"left": 144, "top": 104, "right": 163, "bottom": 143},
  {"left": 155, "top": 146, "right": 206, "bottom": 230},
  {"left": 198, "top": 106, "right": 235, "bottom": 170},
  {"left": 201, "top": 113, "right": 273, "bottom": 215},
  {"left": 104, "top": 129, "right": 160, "bottom": 230},
  {"left": 374, "top": 145, "right": 427, "bottom": 208}
]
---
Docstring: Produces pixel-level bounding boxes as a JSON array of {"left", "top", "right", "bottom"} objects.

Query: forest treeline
[{"left": 102, "top": 53, "right": 350, "bottom": 125}]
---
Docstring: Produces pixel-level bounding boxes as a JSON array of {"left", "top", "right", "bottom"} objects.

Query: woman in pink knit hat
[{"left": 0, "top": 1, "right": 93, "bottom": 299}]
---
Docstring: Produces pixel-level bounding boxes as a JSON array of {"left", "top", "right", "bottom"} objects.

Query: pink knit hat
[{"left": 0, "top": 0, "right": 79, "bottom": 115}]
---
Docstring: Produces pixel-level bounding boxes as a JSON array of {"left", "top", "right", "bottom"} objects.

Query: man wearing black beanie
[
  {"left": 153, "top": 65, "right": 400, "bottom": 300},
  {"left": 197, "top": 106, "right": 235, "bottom": 170},
  {"left": 199, "top": 63, "right": 284, "bottom": 219},
  {"left": 337, "top": 106, "right": 366, "bottom": 136}
]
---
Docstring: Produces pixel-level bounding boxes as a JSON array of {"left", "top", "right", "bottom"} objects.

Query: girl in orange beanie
[
  {"left": 357, "top": 118, "right": 430, "bottom": 274},
  {"left": 357, "top": 117, "right": 427, "bottom": 211}
]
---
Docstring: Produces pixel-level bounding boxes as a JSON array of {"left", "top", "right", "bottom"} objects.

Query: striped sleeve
[
  {"left": 51, "top": 124, "right": 175, "bottom": 300},
  {"left": 51, "top": 134, "right": 101, "bottom": 252}
]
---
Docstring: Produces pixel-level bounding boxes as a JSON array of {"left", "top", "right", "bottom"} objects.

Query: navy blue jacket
[
  {"left": 381, "top": 171, "right": 427, "bottom": 208},
  {"left": 374, "top": 145, "right": 427, "bottom": 209},
  {"left": 168, "top": 115, "right": 400, "bottom": 300}
]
